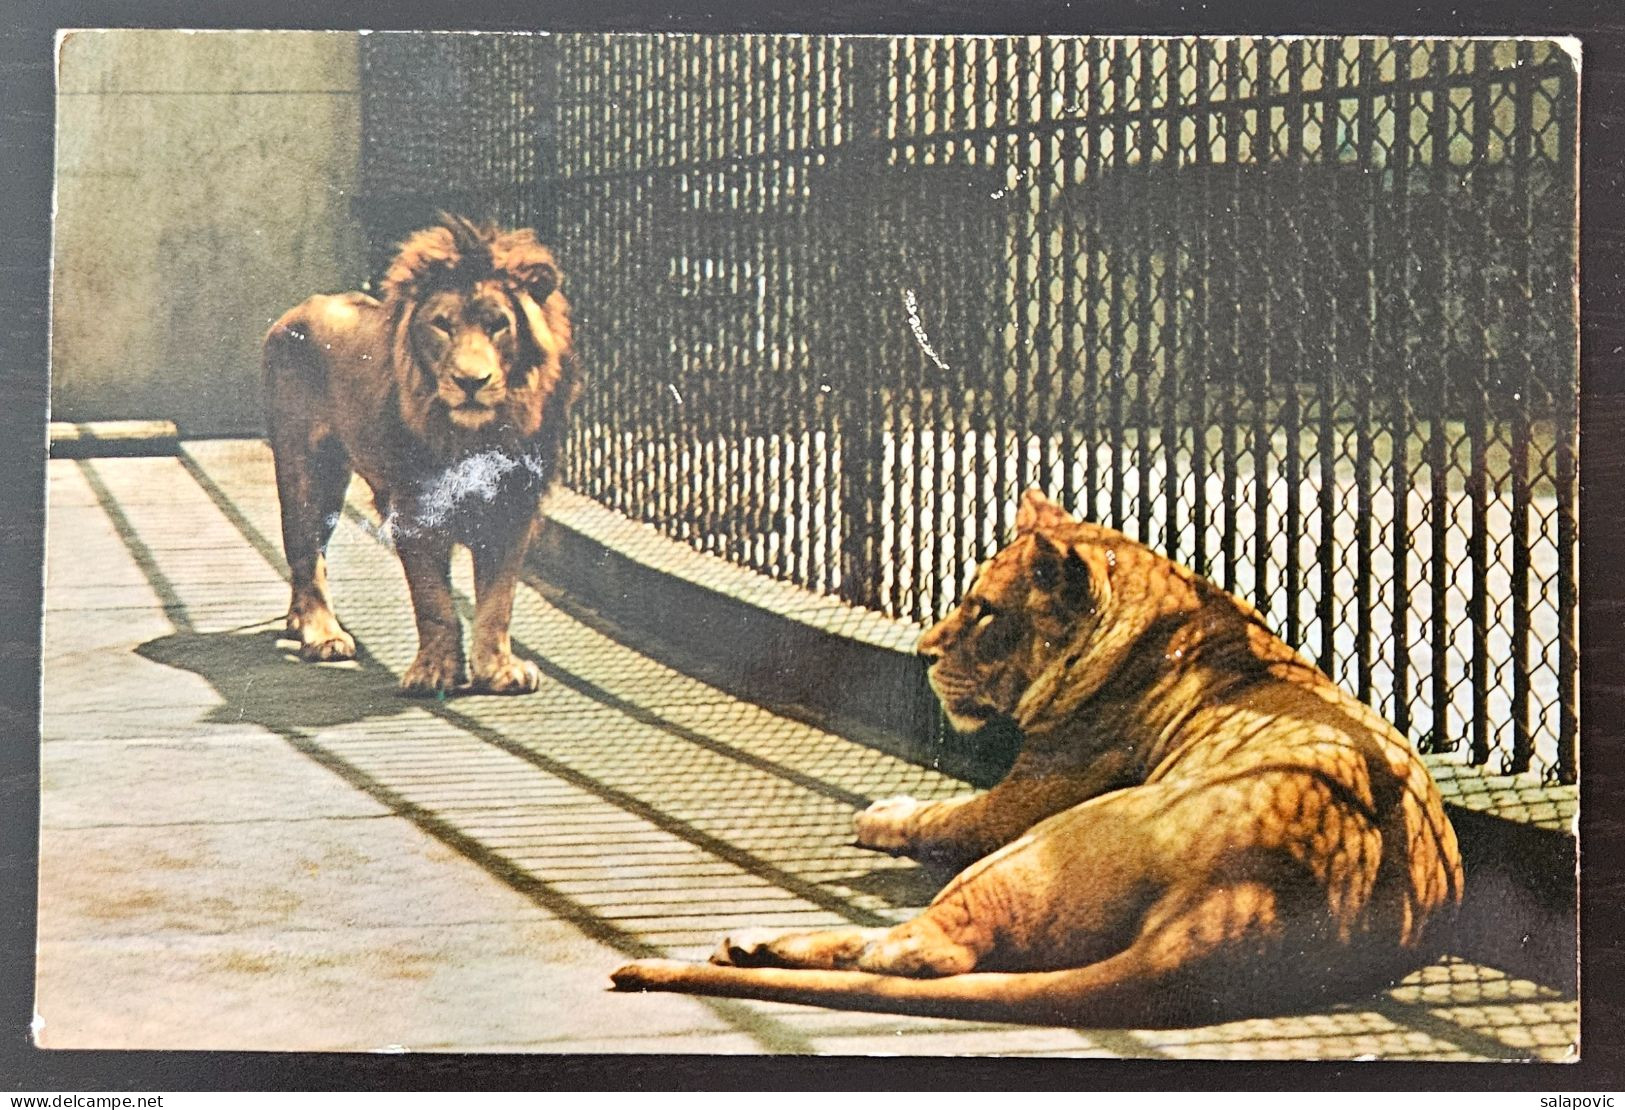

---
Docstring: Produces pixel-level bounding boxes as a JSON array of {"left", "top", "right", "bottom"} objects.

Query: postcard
[{"left": 37, "top": 29, "right": 1579, "bottom": 1060}]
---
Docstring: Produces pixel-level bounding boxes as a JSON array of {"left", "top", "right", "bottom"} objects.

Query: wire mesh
[
  {"left": 357, "top": 33, "right": 1579, "bottom": 785},
  {"left": 358, "top": 32, "right": 553, "bottom": 279}
]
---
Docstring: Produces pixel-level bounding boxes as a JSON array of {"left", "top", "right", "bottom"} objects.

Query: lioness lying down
[{"left": 612, "top": 491, "right": 1464, "bottom": 1027}]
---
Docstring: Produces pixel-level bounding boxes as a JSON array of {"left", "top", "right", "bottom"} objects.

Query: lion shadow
[{"left": 135, "top": 625, "right": 415, "bottom": 735}]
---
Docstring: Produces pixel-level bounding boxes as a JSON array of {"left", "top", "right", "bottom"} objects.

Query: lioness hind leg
[
  {"left": 711, "top": 926, "right": 887, "bottom": 971},
  {"left": 1080, "top": 879, "right": 1293, "bottom": 1025},
  {"left": 712, "top": 917, "right": 980, "bottom": 978}
]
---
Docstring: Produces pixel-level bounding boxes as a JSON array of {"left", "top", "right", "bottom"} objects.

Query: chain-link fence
[
  {"left": 358, "top": 34, "right": 553, "bottom": 277},
  {"left": 357, "top": 33, "right": 1578, "bottom": 785}
]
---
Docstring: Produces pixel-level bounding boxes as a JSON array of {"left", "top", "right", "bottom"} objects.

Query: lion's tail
[{"left": 610, "top": 951, "right": 1196, "bottom": 1028}]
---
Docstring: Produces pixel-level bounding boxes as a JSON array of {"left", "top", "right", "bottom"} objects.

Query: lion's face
[
  {"left": 380, "top": 217, "right": 575, "bottom": 455},
  {"left": 410, "top": 282, "right": 526, "bottom": 432},
  {"left": 919, "top": 500, "right": 1104, "bottom": 733}
]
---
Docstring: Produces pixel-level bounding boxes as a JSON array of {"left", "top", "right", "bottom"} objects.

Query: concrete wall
[{"left": 52, "top": 30, "right": 364, "bottom": 437}]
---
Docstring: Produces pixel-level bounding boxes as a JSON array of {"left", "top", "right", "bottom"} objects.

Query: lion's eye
[
  {"left": 429, "top": 315, "right": 455, "bottom": 335},
  {"left": 486, "top": 317, "right": 510, "bottom": 337},
  {"left": 973, "top": 605, "right": 999, "bottom": 629}
]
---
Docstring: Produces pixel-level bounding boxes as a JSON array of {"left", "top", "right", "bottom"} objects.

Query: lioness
[
  {"left": 612, "top": 491, "right": 1464, "bottom": 1026},
  {"left": 265, "top": 214, "right": 580, "bottom": 695}
]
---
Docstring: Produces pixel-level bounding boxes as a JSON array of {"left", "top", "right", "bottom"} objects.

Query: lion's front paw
[
  {"left": 288, "top": 611, "right": 356, "bottom": 663},
  {"left": 854, "top": 795, "right": 927, "bottom": 855},
  {"left": 400, "top": 650, "right": 467, "bottom": 696},
  {"left": 300, "top": 629, "right": 356, "bottom": 663},
  {"left": 471, "top": 653, "right": 541, "bottom": 695}
]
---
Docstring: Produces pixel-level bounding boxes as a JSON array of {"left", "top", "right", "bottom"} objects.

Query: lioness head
[
  {"left": 380, "top": 214, "right": 575, "bottom": 448},
  {"left": 918, "top": 491, "right": 1114, "bottom": 732}
]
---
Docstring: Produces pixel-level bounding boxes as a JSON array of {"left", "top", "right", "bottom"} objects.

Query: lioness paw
[
  {"left": 473, "top": 654, "right": 542, "bottom": 695},
  {"left": 710, "top": 928, "right": 784, "bottom": 967},
  {"left": 854, "top": 795, "right": 926, "bottom": 854},
  {"left": 400, "top": 652, "right": 467, "bottom": 696}
]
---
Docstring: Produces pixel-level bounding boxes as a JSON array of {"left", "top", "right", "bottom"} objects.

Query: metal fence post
[{"left": 835, "top": 38, "right": 893, "bottom": 611}]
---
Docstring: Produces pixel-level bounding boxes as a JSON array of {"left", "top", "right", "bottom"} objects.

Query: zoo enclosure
[{"left": 357, "top": 34, "right": 1579, "bottom": 785}]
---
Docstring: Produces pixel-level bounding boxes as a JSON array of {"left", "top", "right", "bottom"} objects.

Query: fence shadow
[{"left": 1450, "top": 809, "right": 1578, "bottom": 995}]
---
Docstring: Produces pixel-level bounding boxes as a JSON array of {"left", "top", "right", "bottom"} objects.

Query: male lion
[
  {"left": 265, "top": 215, "right": 580, "bottom": 695},
  {"left": 613, "top": 491, "right": 1464, "bottom": 1026}
]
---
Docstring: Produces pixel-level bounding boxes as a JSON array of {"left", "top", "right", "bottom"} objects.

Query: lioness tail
[{"left": 610, "top": 953, "right": 1191, "bottom": 1028}]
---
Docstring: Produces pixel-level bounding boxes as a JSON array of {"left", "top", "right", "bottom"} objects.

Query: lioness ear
[
  {"left": 1030, "top": 533, "right": 1093, "bottom": 614},
  {"left": 1015, "top": 489, "right": 1076, "bottom": 536},
  {"left": 1030, "top": 532, "right": 1063, "bottom": 591}
]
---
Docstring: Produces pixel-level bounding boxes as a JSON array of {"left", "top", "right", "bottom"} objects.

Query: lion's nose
[{"left": 454, "top": 372, "right": 492, "bottom": 398}]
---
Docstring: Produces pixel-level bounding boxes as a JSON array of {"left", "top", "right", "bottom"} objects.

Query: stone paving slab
[
  {"left": 32, "top": 441, "right": 1580, "bottom": 1060},
  {"left": 40, "top": 733, "right": 387, "bottom": 826},
  {"left": 38, "top": 918, "right": 732, "bottom": 1053}
]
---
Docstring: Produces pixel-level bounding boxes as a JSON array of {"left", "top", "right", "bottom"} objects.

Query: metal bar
[
  {"left": 995, "top": 36, "right": 1019, "bottom": 542},
  {"left": 1218, "top": 38, "right": 1242, "bottom": 594},
  {"left": 1554, "top": 56, "right": 1579, "bottom": 785},
  {"left": 1161, "top": 39, "right": 1184, "bottom": 562},
  {"left": 1352, "top": 40, "right": 1377, "bottom": 707},
  {"left": 724, "top": 40, "right": 751, "bottom": 571},
  {"left": 1035, "top": 38, "right": 1060, "bottom": 504},
  {"left": 1249, "top": 36, "right": 1274, "bottom": 620},
  {"left": 1425, "top": 41, "right": 1455, "bottom": 755},
  {"left": 1467, "top": 42, "right": 1494, "bottom": 767},
  {"left": 1316, "top": 39, "right": 1341, "bottom": 677},
  {"left": 837, "top": 38, "right": 886, "bottom": 609},
  {"left": 1107, "top": 40, "right": 1132, "bottom": 534},
  {"left": 1387, "top": 41, "right": 1415, "bottom": 739},
  {"left": 816, "top": 40, "right": 840, "bottom": 599},
  {"left": 1135, "top": 40, "right": 1157, "bottom": 543},
  {"left": 1507, "top": 41, "right": 1536, "bottom": 774},
  {"left": 1082, "top": 37, "right": 1105, "bottom": 523},
  {"left": 1281, "top": 40, "right": 1306, "bottom": 651},
  {"left": 1057, "top": 37, "right": 1082, "bottom": 517},
  {"left": 1009, "top": 37, "right": 1035, "bottom": 524},
  {"left": 1189, "top": 38, "right": 1213, "bottom": 579}
]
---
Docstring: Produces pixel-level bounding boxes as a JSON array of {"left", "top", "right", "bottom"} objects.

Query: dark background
[{"left": 3, "top": 0, "right": 1621, "bottom": 1092}]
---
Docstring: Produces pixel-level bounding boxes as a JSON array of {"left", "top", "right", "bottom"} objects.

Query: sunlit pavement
[{"left": 33, "top": 440, "right": 1578, "bottom": 1059}]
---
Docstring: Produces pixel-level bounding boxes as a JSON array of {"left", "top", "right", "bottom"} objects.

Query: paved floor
[{"left": 34, "top": 440, "right": 1578, "bottom": 1058}]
